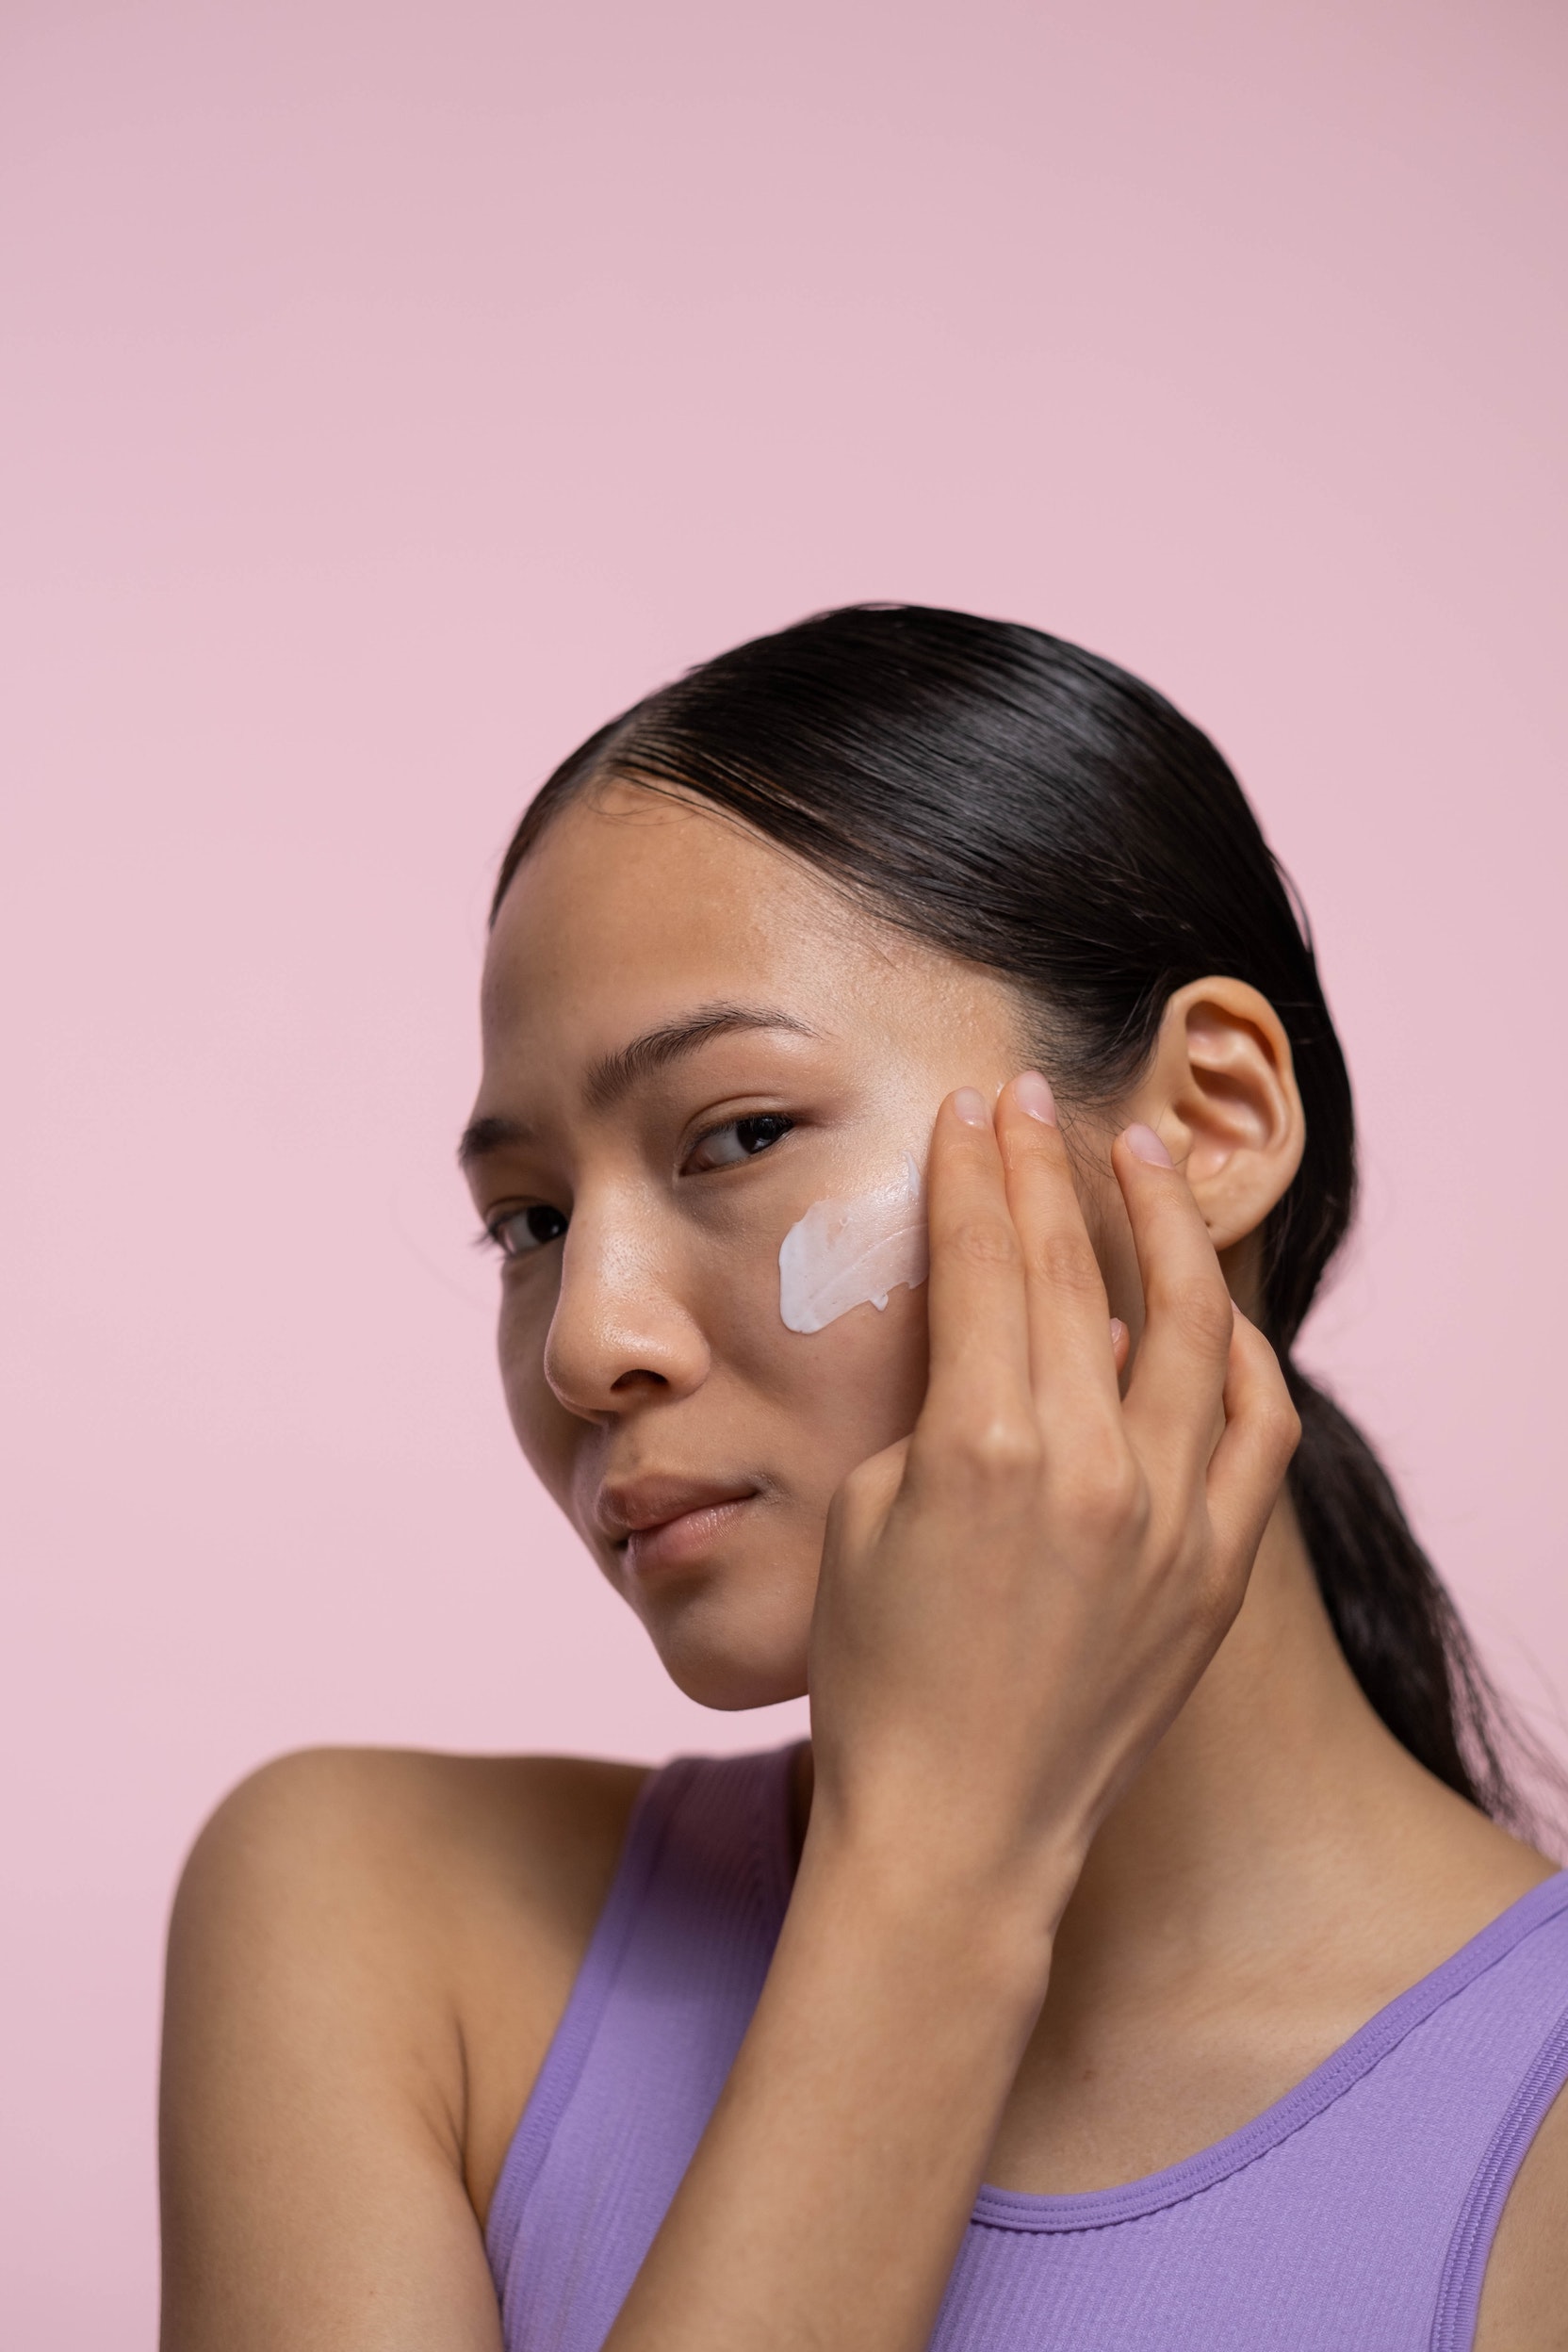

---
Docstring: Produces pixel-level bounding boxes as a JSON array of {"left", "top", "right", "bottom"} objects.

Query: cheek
[
  {"left": 739, "top": 1278, "right": 931, "bottom": 1500},
  {"left": 720, "top": 1153, "right": 931, "bottom": 1456},
  {"left": 495, "top": 1285, "right": 575, "bottom": 1501}
]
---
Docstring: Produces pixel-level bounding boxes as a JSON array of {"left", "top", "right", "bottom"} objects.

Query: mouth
[{"left": 596, "top": 1476, "right": 761, "bottom": 1581}]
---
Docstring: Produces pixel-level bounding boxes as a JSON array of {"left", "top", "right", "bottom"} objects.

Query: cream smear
[{"left": 777, "top": 1153, "right": 929, "bottom": 1334}]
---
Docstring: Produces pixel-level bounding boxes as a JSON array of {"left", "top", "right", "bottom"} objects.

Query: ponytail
[{"left": 1284, "top": 1367, "right": 1524, "bottom": 1824}]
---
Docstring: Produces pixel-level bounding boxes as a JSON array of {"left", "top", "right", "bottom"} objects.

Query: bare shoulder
[
  {"left": 174, "top": 1740, "right": 653, "bottom": 1956},
  {"left": 161, "top": 1746, "right": 647, "bottom": 2349},
  {"left": 1475, "top": 2075, "right": 1568, "bottom": 2352},
  {"left": 176, "top": 1740, "right": 648, "bottom": 1919},
  {"left": 170, "top": 1747, "right": 647, "bottom": 2091},
  {"left": 170, "top": 1743, "right": 650, "bottom": 2196}
]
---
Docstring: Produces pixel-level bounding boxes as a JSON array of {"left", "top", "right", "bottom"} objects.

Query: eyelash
[
  {"left": 482, "top": 1201, "right": 569, "bottom": 1260},
  {"left": 480, "top": 1113, "right": 796, "bottom": 1260},
  {"left": 684, "top": 1110, "right": 795, "bottom": 1172}
]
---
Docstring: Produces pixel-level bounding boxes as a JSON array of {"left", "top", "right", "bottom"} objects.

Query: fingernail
[
  {"left": 953, "top": 1087, "right": 988, "bottom": 1127},
  {"left": 1125, "top": 1121, "right": 1172, "bottom": 1167},
  {"left": 1109, "top": 1316, "right": 1127, "bottom": 1347},
  {"left": 1014, "top": 1070, "right": 1057, "bottom": 1124}
]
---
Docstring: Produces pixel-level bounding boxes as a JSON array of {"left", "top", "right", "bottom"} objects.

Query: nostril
[{"left": 611, "top": 1368, "right": 671, "bottom": 1393}]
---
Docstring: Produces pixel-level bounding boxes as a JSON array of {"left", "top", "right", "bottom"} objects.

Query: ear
[{"left": 1126, "top": 979, "right": 1305, "bottom": 1253}]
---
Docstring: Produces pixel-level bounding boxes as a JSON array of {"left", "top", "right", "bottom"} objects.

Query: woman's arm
[
  {"left": 159, "top": 1746, "right": 640, "bottom": 2351},
  {"left": 602, "top": 1079, "right": 1298, "bottom": 2352}
]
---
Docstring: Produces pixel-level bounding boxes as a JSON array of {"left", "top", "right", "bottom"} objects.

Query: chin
[{"left": 633, "top": 1574, "right": 813, "bottom": 1713}]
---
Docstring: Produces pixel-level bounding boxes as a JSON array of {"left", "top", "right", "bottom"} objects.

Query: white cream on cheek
[{"left": 777, "top": 1154, "right": 928, "bottom": 1334}]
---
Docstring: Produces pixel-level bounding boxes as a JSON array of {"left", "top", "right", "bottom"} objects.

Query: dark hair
[{"left": 495, "top": 603, "right": 1543, "bottom": 1830}]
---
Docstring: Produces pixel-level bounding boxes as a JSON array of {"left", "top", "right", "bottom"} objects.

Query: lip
[{"left": 596, "top": 1475, "right": 760, "bottom": 1579}]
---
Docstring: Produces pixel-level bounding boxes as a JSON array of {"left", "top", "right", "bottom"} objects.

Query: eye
[
  {"left": 486, "top": 1202, "right": 569, "bottom": 1259},
  {"left": 686, "top": 1113, "right": 795, "bottom": 1172}
]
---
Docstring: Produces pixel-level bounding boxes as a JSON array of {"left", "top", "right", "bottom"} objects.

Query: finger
[
  {"left": 1204, "top": 1306, "right": 1300, "bottom": 1582},
  {"left": 1114, "top": 1122, "right": 1237, "bottom": 1490},
  {"left": 991, "top": 1075, "right": 1122, "bottom": 1443},
  {"left": 917, "top": 1087, "right": 1034, "bottom": 1447}
]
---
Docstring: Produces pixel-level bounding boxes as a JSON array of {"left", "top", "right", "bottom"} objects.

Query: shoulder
[
  {"left": 165, "top": 1745, "right": 649, "bottom": 2228},
  {"left": 1475, "top": 2072, "right": 1568, "bottom": 2350},
  {"left": 181, "top": 1739, "right": 649, "bottom": 1858},
  {"left": 170, "top": 1744, "right": 648, "bottom": 2036},
  {"left": 174, "top": 1742, "right": 649, "bottom": 1933}
]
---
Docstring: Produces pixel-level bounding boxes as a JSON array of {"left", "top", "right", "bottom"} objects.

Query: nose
[{"left": 542, "top": 1205, "right": 711, "bottom": 1420}]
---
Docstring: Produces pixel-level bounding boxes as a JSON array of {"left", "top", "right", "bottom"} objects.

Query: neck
[{"left": 1046, "top": 1494, "right": 1506, "bottom": 1997}]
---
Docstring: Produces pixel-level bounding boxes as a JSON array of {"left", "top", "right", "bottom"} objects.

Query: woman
[{"left": 159, "top": 607, "right": 1568, "bottom": 2349}]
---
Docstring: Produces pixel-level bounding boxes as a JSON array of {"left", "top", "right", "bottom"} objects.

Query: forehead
[{"left": 483, "top": 781, "right": 930, "bottom": 1051}]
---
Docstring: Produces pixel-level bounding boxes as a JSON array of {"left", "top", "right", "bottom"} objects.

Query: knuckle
[
  {"left": 1161, "top": 1276, "right": 1234, "bottom": 1356},
  {"left": 948, "top": 1413, "right": 1042, "bottom": 1478},
  {"left": 1265, "top": 1396, "right": 1303, "bottom": 1462},
  {"left": 1058, "top": 1445, "right": 1142, "bottom": 1534},
  {"left": 1025, "top": 1231, "right": 1103, "bottom": 1302},
  {"left": 943, "top": 1216, "right": 1021, "bottom": 1273}
]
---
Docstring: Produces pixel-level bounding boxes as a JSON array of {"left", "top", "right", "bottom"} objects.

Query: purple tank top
[{"left": 486, "top": 1747, "right": 1568, "bottom": 2350}]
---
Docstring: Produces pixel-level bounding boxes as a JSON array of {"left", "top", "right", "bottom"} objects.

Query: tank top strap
[
  {"left": 486, "top": 1744, "right": 798, "bottom": 2347},
  {"left": 1431, "top": 1891, "right": 1568, "bottom": 2348}
]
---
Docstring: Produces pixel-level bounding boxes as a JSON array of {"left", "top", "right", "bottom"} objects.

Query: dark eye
[
  {"left": 488, "top": 1202, "right": 568, "bottom": 1259},
  {"left": 687, "top": 1114, "right": 794, "bottom": 1172}
]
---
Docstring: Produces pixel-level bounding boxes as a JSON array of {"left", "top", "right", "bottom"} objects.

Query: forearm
[{"left": 604, "top": 1830, "right": 1058, "bottom": 2352}]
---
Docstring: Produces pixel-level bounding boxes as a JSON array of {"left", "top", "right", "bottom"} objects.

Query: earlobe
[{"left": 1139, "top": 980, "right": 1305, "bottom": 1252}]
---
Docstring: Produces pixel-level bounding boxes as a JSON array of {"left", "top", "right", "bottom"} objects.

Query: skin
[{"left": 160, "top": 781, "right": 1568, "bottom": 2348}]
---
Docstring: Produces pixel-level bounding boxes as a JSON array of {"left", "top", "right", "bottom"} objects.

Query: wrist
[{"left": 791, "top": 1805, "right": 1070, "bottom": 2023}]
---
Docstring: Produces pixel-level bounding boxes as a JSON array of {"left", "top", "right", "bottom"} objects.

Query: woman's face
[{"left": 466, "top": 781, "right": 1119, "bottom": 1708}]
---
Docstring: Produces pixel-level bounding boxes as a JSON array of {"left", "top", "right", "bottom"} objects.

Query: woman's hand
[
  {"left": 805, "top": 1071, "right": 1300, "bottom": 1945},
  {"left": 606, "top": 1072, "right": 1298, "bottom": 2352}
]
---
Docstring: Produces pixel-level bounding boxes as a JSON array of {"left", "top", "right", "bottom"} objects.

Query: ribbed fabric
[{"left": 485, "top": 1747, "right": 1568, "bottom": 2351}]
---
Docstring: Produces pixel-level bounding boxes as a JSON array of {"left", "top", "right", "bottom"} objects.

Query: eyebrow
[{"left": 456, "top": 1003, "right": 819, "bottom": 1167}]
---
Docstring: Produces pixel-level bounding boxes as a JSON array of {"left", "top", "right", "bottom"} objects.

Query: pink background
[{"left": 4, "top": 1, "right": 1565, "bottom": 2337}]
